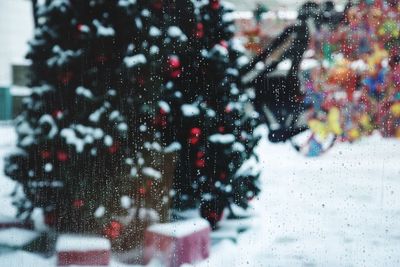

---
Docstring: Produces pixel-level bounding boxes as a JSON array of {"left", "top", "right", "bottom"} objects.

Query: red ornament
[
  {"left": 155, "top": 114, "right": 168, "bottom": 128},
  {"left": 201, "top": 209, "right": 223, "bottom": 227},
  {"left": 168, "top": 56, "right": 181, "bottom": 69},
  {"left": 96, "top": 55, "right": 108, "bottom": 63},
  {"left": 108, "top": 143, "right": 119, "bottom": 154},
  {"left": 195, "top": 159, "right": 205, "bottom": 168},
  {"left": 52, "top": 110, "right": 63, "bottom": 119},
  {"left": 73, "top": 199, "right": 84, "bottom": 208},
  {"left": 58, "top": 71, "right": 73, "bottom": 85},
  {"left": 77, "top": 24, "right": 89, "bottom": 33},
  {"left": 170, "top": 70, "right": 182, "bottom": 78},
  {"left": 225, "top": 105, "right": 232, "bottom": 113},
  {"left": 41, "top": 150, "right": 51, "bottom": 159},
  {"left": 210, "top": 0, "right": 220, "bottom": 10},
  {"left": 44, "top": 211, "right": 57, "bottom": 227},
  {"left": 196, "top": 151, "right": 206, "bottom": 168},
  {"left": 159, "top": 108, "right": 168, "bottom": 115},
  {"left": 151, "top": 0, "right": 163, "bottom": 10},
  {"left": 168, "top": 56, "right": 182, "bottom": 78},
  {"left": 218, "top": 126, "right": 225, "bottom": 133},
  {"left": 196, "top": 151, "right": 205, "bottom": 159},
  {"left": 196, "top": 23, "right": 204, "bottom": 39},
  {"left": 219, "top": 40, "right": 228, "bottom": 49},
  {"left": 103, "top": 221, "right": 122, "bottom": 240},
  {"left": 189, "top": 128, "right": 201, "bottom": 145},
  {"left": 219, "top": 172, "right": 227, "bottom": 180},
  {"left": 139, "top": 187, "right": 146, "bottom": 196},
  {"left": 57, "top": 150, "right": 69, "bottom": 162}
]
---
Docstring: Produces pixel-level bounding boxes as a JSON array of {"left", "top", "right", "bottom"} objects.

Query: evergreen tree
[
  {"left": 165, "top": 0, "right": 261, "bottom": 227},
  {"left": 4, "top": 0, "right": 169, "bottom": 249},
  {"left": 120, "top": 0, "right": 261, "bottom": 228}
]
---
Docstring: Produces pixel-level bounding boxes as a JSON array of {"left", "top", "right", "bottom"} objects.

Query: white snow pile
[
  {"left": 93, "top": 19, "right": 115, "bottom": 37},
  {"left": 144, "top": 141, "right": 162, "bottom": 152},
  {"left": 135, "top": 17, "right": 143, "bottom": 30},
  {"left": 60, "top": 125, "right": 104, "bottom": 153},
  {"left": 164, "top": 142, "right": 182, "bottom": 153},
  {"left": 39, "top": 114, "right": 58, "bottom": 138},
  {"left": 118, "top": 0, "right": 137, "bottom": 8},
  {"left": 142, "top": 167, "right": 162, "bottom": 180},
  {"left": 130, "top": 166, "right": 138, "bottom": 177},
  {"left": 0, "top": 228, "right": 39, "bottom": 248},
  {"left": 56, "top": 234, "right": 111, "bottom": 252},
  {"left": 300, "top": 58, "right": 319, "bottom": 71},
  {"left": 167, "top": 26, "right": 188, "bottom": 41},
  {"left": 236, "top": 55, "right": 250, "bottom": 68},
  {"left": 47, "top": 46, "right": 81, "bottom": 67},
  {"left": 94, "top": 205, "right": 106, "bottom": 218},
  {"left": 141, "top": 8, "right": 150, "bottom": 17},
  {"left": 104, "top": 135, "right": 113, "bottom": 146},
  {"left": 234, "top": 155, "right": 260, "bottom": 178},
  {"left": 124, "top": 54, "right": 147, "bottom": 68},
  {"left": 76, "top": 86, "right": 94, "bottom": 99},
  {"left": 149, "top": 26, "right": 162, "bottom": 37},
  {"left": 149, "top": 45, "right": 159, "bottom": 55},
  {"left": 232, "top": 142, "right": 245, "bottom": 152},
  {"left": 89, "top": 105, "right": 107, "bottom": 123},
  {"left": 209, "top": 133, "right": 235, "bottom": 144},
  {"left": 147, "top": 218, "right": 210, "bottom": 238},
  {"left": 158, "top": 101, "right": 171, "bottom": 113},
  {"left": 181, "top": 104, "right": 200, "bottom": 117},
  {"left": 210, "top": 44, "right": 229, "bottom": 57}
]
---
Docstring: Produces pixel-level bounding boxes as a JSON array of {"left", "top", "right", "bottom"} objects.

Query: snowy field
[{"left": 1, "top": 125, "right": 400, "bottom": 266}]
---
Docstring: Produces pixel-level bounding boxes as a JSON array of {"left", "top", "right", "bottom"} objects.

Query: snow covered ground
[
  {"left": 202, "top": 127, "right": 400, "bottom": 267},
  {"left": 1, "top": 125, "right": 400, "bottom": 266}
]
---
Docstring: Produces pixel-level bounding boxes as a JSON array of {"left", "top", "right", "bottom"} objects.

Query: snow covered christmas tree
[
  {"left": 4, "top": 0, "right": 172, "bottom": 250},
  {"left": 115, "top": 0, "right": 262, "bottom": 228},
  {"left": 164, "top": 0, "right": 262, "bottom": 228}
]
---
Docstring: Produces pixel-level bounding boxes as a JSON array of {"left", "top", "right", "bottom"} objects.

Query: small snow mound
[
  {"left": 181, "top": 104, "right": 200, "bottom": 117},
  {"left": 147, "top": 218, "right": 210, "bottom": 238},
  {"left": 164, "top": 142, "right": 182, "bottom": 153},
  {"left": 209, "top": 134, "right": 235, "bottom": 144},
  {"left": 0, "top": 228, "right": 39, "bottom": 247},
  {"left": 56, "top": 234, "right": 111, "bottom": 252},
  {"left": 124, "top": 54, "right": 147, "bottom": 68},
  {"left": 142, "top": 167, "right": 162, "bottom": 180},
  {"left": 149, "top": 26, "right": 162, "bottom": 37},
  {"left": 93, "top": 20, "right": 115, "bottom": 37},
  {"left": 158, "top": 101, "right": 171, "bottom": 113}
]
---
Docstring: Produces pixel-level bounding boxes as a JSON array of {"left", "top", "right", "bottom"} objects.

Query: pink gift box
[
  {"left": 56, "top": 235, "right": 111, "bottom": 266},
  {"left": 144, "top": 218, "right": 211, "bottom": 267}
]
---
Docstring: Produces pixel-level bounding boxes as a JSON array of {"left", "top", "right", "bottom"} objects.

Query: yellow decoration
[
  {"left": 359, "top": 113, "right": 373, "bottom": 132},
  {"left": 396, "top": 128, "right": 400, "bottom": 139},
  {"left": 308, "top": 119, "right": 329, "bottom": 140},
  {"left": 348, "top": 128, "right": 360, "bottom": 141},
  {"left": 327, "top": 107, "right": 343, "bottom": 135},
  {"left": 391, "top": 103, "right": 400, "bottom": 117},
  {"left": 308, "top": 108, "right": 343, "bottom": 139},
  {"left": 367, "top": 44, "right": 388, "bottom": 73}
]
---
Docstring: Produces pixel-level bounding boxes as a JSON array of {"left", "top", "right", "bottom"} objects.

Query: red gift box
[
  {"left": 144, "top": 218, "right": 211, "bottom": 267},
  {"left": 56, "top": 235, "right": 111, "bottom": 266}
]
